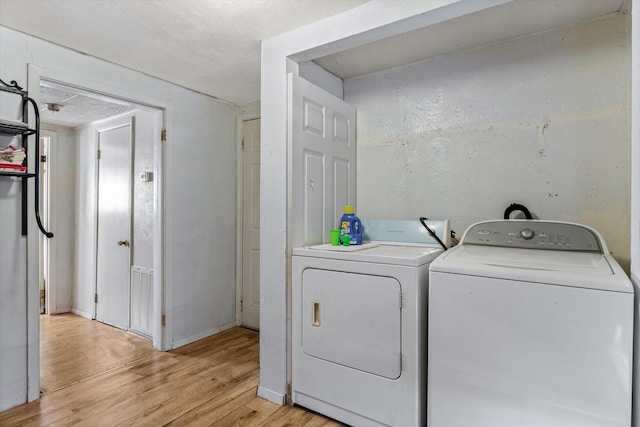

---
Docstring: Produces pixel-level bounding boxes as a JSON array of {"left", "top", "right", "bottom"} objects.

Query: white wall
[
  {"left": 630, "top": 2, "right": 639, "bottom": 426},
  {"left": 166, "top": 96, "right": 237, "bottom": 346},
  {"left": 632, "top": 0, "right": 640, "bottom": 304},
  {"left": 0, "top": 31, "right": 39, "bottom": 410},
  {"left": 0, "top": 25, "right": 238, "bottom": 410},
  {"left": 133, "top": 110, "right": 155, "bottom": 269},
  {"left": 73, "top": 123, "right": 97, "bottom": 318},
  {"left": 0, "top": 158, "right": 29, "bottom": 412},
  {"left": 41, "top": 125, "right": 76, "bottom": 313},
  {"left": 348, "top": 13, "right": 631, "bottom": 271}
]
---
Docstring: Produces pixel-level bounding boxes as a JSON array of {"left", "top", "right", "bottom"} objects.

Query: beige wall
[{"left": 349, "top": 14, "right": 631, "bottom": 271}]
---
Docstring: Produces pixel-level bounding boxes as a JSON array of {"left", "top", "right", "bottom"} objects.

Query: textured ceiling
[
  {"left": 0, "top": 0, "right": 371, "bottom": 106},
  {"left": 3, "top": 0, "right": 624, "bottom": 118},
  {"left": 39, "top": 84, "right": 136, "bottom": 127},
  {"left": 315, "top": 0, "right": 626, "bottom": 79}
]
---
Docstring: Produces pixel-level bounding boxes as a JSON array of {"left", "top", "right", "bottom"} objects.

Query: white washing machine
[
  {"left": 427, "top": 220, "right": 634, "bottom": 427},
  {"left": 292, "top": 219, "right": 450, "bottom": 427}
]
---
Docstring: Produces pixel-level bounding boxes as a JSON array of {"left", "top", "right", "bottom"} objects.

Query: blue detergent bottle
[{"left": 340, "top": 205, "right": 363, "bottom": 245}]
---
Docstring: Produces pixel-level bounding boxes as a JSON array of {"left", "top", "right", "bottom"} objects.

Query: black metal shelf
[
  {"left": 0, "top": 171, "right": 36, "bottom": 178},
  {"left": 1, "top": 77, "right": 53, "bottom": 238},
  {"left": 0, "top": 120, "right": 35, "bottom": 136}
]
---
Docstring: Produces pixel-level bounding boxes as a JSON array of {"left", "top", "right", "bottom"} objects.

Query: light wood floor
[{"left": 0, "top": 314, "right": 342, "bottom": 426}]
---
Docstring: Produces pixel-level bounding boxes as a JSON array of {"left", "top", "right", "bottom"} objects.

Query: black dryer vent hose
[{"left": 504, "top": 203, "right": 533, "bottom": 220}]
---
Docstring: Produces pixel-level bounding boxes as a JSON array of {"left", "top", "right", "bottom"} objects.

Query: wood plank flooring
[{"left": 0, "top": 314, "right": 342, "bottom": 426}]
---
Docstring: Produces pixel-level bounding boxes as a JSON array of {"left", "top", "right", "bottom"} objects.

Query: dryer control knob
[{"left": 520, "top": 228, "right": 535, "bottom": 240}]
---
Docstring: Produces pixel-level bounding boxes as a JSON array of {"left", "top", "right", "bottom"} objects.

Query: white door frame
[
  {"left": 235, "top": 104, "right": 260, "bottom": 326},
  {"left": 27, "top": 64, "right": 168, "bottom": 351},
  {"left": 39, "top": 131, "right": 53, "bottom": 314}
]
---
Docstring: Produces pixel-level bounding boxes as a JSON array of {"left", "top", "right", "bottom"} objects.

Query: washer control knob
[{"left": 520, "top": 228, "right": 535, "bottom": 240}]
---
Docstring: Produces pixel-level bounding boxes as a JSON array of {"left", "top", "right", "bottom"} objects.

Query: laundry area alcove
[{"left": 258, "top": 0, "right": 637, "bottom": 420}]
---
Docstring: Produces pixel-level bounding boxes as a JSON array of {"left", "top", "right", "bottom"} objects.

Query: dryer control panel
[{"left": 461, "top": 220, "right": 603, "bottom": 252}]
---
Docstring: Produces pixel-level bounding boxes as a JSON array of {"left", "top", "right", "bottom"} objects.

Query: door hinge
[
  {"left": 240, "top": 299, "right": 243, "bottom": 312},
  {"left": 241, "top": 138, "right": 244, "bottom": 150},
  {"left": 40, "top": 155, "right": 46, "bottom": 163},
  {"left": 161, "top": 128, "right": 167, "bottom": 142},
  {"left": 161, "top": 314, "right": 166, "bottom": 326},
  {"left": 97, "top": 149, "right": 101, "bottom": 160},
  {"left": 94, "top": 293, "right": 98, "bottom": 304},
  {"left": 40, "top": 283, "right": 46, "bottom": 314}
]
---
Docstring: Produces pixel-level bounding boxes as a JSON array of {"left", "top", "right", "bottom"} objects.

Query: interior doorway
[
  {"left": 31, "top": 78, "right": 165, "bottom": 397},
  {"left": 35, "top": 79, "right": 163, "bottom": 333}
]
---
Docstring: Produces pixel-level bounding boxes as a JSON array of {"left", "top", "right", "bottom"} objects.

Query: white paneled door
[
  {"left": 289, "top": 74, "right": 356, "bottom": 247},
  {"left": 241, "top": 118, "right": 261, "bottom": 330},
  {"left": 95, "top": 119, "right": 133, "bottom": 330}
]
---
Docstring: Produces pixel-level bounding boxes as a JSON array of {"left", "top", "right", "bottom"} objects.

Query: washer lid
[
  {"left": 430, "top": 245, "right": 633, "bottom": 293},
  {"left": 294, "top": 243, "right": 443, "bottom": 266}
]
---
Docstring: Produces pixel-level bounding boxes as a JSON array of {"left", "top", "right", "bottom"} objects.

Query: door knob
[{"left": 117, "top": 240, "right": 130, "bottom": 247}]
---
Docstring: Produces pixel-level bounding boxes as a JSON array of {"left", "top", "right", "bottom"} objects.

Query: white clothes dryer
[
  {"left": 292, "top": 219, "right": 450, "bottom": 427},
  {"left": 427, "top": 220, "right": 633, "bottom": 427}
]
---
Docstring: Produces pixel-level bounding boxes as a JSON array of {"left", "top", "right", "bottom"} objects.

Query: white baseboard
[
  {"left": 257, "top": 385, "right": 286, "bottom": 405},
  {"left": 218, "top": 320, "right": 237, "bottom": 333},
  {"left": 171, "top": 320, "right": 238, "bottom": 349},
  {"left": 71, "top": 308, "right": 93, "bottom": 319}
]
